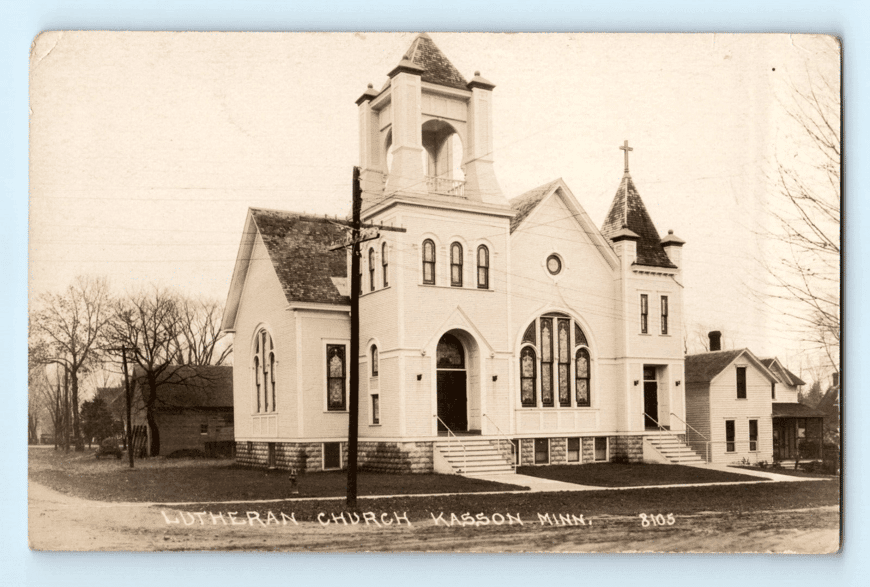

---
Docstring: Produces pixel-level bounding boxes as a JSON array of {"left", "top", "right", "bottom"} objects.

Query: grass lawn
[
  {"left": 193, "top": 480, "right": 840, "bottom": 523},
  {"left": 28, "top": 447, "right": 527, "bottom": 503},
  {"left": 516, "top": 463, "right": 766, "bottom": 487}
]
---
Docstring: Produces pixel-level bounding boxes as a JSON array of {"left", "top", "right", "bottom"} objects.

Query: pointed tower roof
[
  {"left": 391, "top": 33, "right": 469, "bottom": 91},
  {"left": 601, "top": 147, "right": 677, "bottom": 268}
]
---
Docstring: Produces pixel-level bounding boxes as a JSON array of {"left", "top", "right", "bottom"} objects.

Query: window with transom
[{"left": 252, "top": 328, "right": 276, "bottom": 413}]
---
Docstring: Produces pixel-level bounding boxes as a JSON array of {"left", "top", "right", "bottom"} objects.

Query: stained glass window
[
  {"left": 520, "top": 347, "right": 536, "bottom": 406},
  {"left": 382, "top": 242, "right": 389, "bottom": 287},
  {"left": 640, "top": 294, "right": 649, "bottom": 333},
  {"left": 326, "top": 344, "right": 346, "bottom": 411},
  {"left": 540, "top": 318, "right": 553, "bottom": 406},
  {"left": 436, "top": 333, "right": 465, "bottom": 369},
  {"left": 253, "top": 329, "right": 275, "bottom": 413},
  {"left": 574, "top": 323, "right": 587, "bottom": 347},
  {"left": 661, "top": 295, "right": 669, "bottom": 335},
  {"left": 558, "top": 319, "right": 570, "bottom": 406},
  {"left": 575, "top": 348, "right": 590, "bottom": 407},
  {"left": 522, "top": 320, "right": 536, "bottom": 345},
  {"left": 371, "top": 345, "right": 378, "bottom": 377}
]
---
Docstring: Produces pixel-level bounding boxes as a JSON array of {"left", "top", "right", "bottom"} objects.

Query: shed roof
[{"left": 772, "top": 402, "right": 826, "bottom": 419}]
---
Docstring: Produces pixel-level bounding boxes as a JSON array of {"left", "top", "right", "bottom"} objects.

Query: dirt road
[{"left": 29, "top": 480, "right": 839, "bottom": 553}]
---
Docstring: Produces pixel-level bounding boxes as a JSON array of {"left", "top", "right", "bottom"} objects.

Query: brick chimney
[{"left": 708, "top": 331, "right": 722, "bottom": 352}]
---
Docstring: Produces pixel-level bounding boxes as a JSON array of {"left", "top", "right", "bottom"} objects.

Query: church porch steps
[
  {"left": 434, "top": 438, "right": 515, "bottom": 475},
  {"left": 644, "top": 435, "right": 706, "bottom": 465}
]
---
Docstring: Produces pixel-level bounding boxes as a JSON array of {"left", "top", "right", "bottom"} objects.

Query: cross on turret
[{"left": 620, "top": 140, "right": 633, "bottom": 173}]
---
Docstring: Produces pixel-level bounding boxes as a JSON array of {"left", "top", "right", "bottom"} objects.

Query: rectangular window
[
  {"left": 323, "top": 442, "right": 342, "bottom": 470},
  {"left": 540, "top": 318, "right": 554, "bottom": 406},
  {"left": 640, "top": 294, "right": 649, "bottom": 334},
  {"left": 200, "top": 423, "right": 208, "bottom": 435},
  {"left": 268, "top": 442, "right": 276, "bottom": 468},
  {"left": 771, "top": 381, "right": 776, "bottom": 400},
  {"left": 594, "top": 437, "right": 608, "bottom": 461},
  {"left": 326, "top": 344, "right": 347, "bottom": 411},
  {"left": 660, "top": 295, "right": 668, "bottom": 335},
  {"left": 736, "top": 366, "right": 747, "bottom": 399},
  {"left": 726, "top": 420, "right": 735, "bottom": 452},
  {"left": 534, "top": 438, "right": 549, "bottom": 464},
  {"left": 371, "top": 394, "right": 380, "bottom": 425},
  {"left": 749, "top": 419, "right": 758, "bottom": 452},
  {"left": 567, "top": 437, "right": 580, "bottom": 462}
]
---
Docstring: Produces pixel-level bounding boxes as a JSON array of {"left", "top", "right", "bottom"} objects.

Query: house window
[
  {"left": 534, "top": 438, "right": 549, "bottom": 464},
  {"left": 323, "top": 442, "right": 342, "bottom": 470},
  {"left": 371, "top": 395, "right": 380, "bottom": 425},
  {"left": 540, "top": 318, "right": 554, "bottom": 407},
  {"left": 326, "top": 344, "right": 347, "bottom": 411},
  {"left": 594, "top": 437, "right": 608, "bottom": 461},
  {"left": 520, "top": 346, "right": 537, "bottom": 407},
  {"left": 567, "top": 437, "right": 580, "bottom": 462},
  {"left": 382, "top": 242, "right": 389, "bottom": 287},
  {"left": 661, "top": 296, "right": 669, "bottom": 335},
  {"left": 200, "top": 424, "right": 208, "bottom": 435},
  {"left": 736, "top": 366, "right": 747, "bottom": 399},
  {"left": 422, "top": 239, "right": 436, "bottom": 284},
  {"left": 725, "top": 420, "right": 735, "bottom": 452},
  {"left": 640, "top": 294, "right": 649, "bottom": 334},
  {"left": 368, "top": 247, "right": 375, "bottom": 291},
  {"left": 477, "top": 245, "right": 489, "bottom": 289},
  {"left": 771, "top": 382, "right": 776, "bottom": 400},
  {"left": 575, "top": 348, "right": 591, "bottom": 407},
  {"left": 450, "top": 242, "right": 463, "bottom": 287},
  {"left": 253, "top": 328, "right": 275, "bottom": 413},
  {"left": 749, "top": 419, "right": 758, "bottom": 452}
]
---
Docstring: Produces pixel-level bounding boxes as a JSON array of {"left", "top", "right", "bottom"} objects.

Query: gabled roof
[
  {"left": 601, "top": 172, "right": 676, "bottom": 269},
  {"left": 772, "top": 402, "right": 826, "bottom": 419},
  {"left": 508, "top": 180, "right": 561, "bottom": 233},
  {"left": 760, "top": 358, "right": 806, "bottom": 387},
  {"left": 251, "top": 209, "right": 350, "bottom": 306},
  {"left": 816, "top": 385, "right": 840, "bottom": 416},
  {"left": 397, "top": 33, "right": 469, "bottom": 91},
  {"left": 133, "top": 365, "right": 234, "bottom": 409},
  {"left": 685, "top": 348, "right": 777, "bottom": 385}
]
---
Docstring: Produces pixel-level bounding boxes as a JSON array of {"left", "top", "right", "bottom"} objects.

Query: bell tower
[{"left": 356, "top": 34, "right": 508, "bottom": 211}]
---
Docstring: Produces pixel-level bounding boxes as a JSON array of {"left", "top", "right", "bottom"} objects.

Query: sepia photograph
[{"left": 27, "top": 31, "right": 841, "bottom": 553}]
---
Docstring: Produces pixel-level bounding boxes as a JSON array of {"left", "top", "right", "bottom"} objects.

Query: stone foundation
[
  {"left": 235, "top": 440, "right": 432, "bottom": 473},
  {"left": 610, "top": 435, "right": 644, "bottom": 463}
]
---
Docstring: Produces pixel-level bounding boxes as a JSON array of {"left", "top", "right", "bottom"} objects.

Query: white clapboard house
[{"left": 221, "top": 34, "right": 697, "bottom": 474}]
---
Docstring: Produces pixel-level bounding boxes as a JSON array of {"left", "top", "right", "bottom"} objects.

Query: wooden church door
[
  {"left": 643, "top": 366, "right": 659, "bottom": 429},
  {"left": 436, "top": 333, "right": 468, "bottom": 432}
]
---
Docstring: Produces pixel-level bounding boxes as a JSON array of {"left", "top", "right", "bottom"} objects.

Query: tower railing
[{"left": 426, "top": 176, "right": 466, "bottom": 197}]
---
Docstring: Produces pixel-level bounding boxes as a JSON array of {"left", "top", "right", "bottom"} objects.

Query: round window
[{"left": 546, "top": 254, "right": 562, "bottom": 275}]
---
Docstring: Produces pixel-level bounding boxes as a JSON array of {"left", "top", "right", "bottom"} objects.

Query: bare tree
[
  {"left": 31, "top": 276, "right": 112, "bottom": 451},
  {"left": 106, "top": 286, "right": 181, "bottom": 457},
  {"left": 763, "top": 41, "right": 840, "bottom": 367},
  {"left": 174, "top": 296, "right": 233, "bottom": 366}
]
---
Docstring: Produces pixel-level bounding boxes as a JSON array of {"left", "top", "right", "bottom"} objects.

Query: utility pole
[
  {"left": 330, "top": 168, "right": 406, "bottom": 508},
  {"left": 347, "top": 167, "right": 362, "bottom": 507},
  {"left": 121, "top": 346, "right": 135, "bottom": 468}
]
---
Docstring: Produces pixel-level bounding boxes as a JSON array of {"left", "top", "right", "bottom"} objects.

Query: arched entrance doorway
[{"left": 436, "top": 333, "right": 467, "bottom": 432}]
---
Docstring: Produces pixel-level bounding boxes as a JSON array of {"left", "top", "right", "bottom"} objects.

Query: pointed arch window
[
  {"left": 326, "top": 344, "right": 347, "bottom": 411},
  {"left": 371, "top": 345, "right": 379, "bottom": 377},
  {"left": 540, "top": 317, "right": 554, "bottom": 407},
  {"left": 253, "top": 329, "right": 275, "bottom": 413},
  {"left": 450, "top": 242, "right": 463, "bottom": 287},
  {"left": 477, "top": 245, "right": 489, "bottom": 289},
  {"left": 520, "top": 315, "right": 592, "bottom": 408},
  {"left": 575, "top": 348, "right": 590, "bottom": 407},
  {"left": 382, "top": 242, "right": 389, "bottom": 287},
  {"left": 368, "top": 248, "right": 376, "bottom": 292},
  {"left": 422, "top": 239, "right": 436, "bottom": 285}
]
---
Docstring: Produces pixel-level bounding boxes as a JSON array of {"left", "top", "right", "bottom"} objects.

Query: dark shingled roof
[
  {"left": 685, "top": 349, "right": 745, "bottom": 384},
  {"left": 399, "top": 34, "right": 469, "bottom": 91},
  {"left": 760, "top": 358, "right": 807, "bottom": 386},
  {"left": 508, "top": 180, "right": 560, "bottom": 233},
  {"left": 601, "top": 173, "right": 676, "bottom": 269},
  {"left": 772, "top": 402, "right": 826, "bottom": 419},
  {"left": 251, "top": 208, "right": 349, "bottom": 306},
  {"left": 133, "top": 365, "right": 234, "bottom": 409}
]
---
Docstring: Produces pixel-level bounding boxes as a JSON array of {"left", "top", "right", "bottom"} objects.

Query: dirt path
[{"left": 28, "top": 481, "right": 840, "bottom": 553}]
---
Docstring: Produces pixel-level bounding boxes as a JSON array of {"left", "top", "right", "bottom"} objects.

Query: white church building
[{"left": 221, "top": 34, "right": 697, "bottom": 474}]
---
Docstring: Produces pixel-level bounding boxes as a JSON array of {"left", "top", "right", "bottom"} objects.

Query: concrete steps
[
  {"left": 646, "top": 435, "right": 706, "bottom": 465},
  {"left": 434, "top": 438, "right": 515, "bottom": 475}
]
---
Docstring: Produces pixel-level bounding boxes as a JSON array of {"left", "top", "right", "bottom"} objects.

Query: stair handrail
[
  {"left": 643, "top": 411, "right": 705, "bottom": 463},
  {"left": 482, "top": 413, "right": 516, "bottom": 472},
  {"left": 669, "top": 412, "right": 711, "bottom": 463},
  {"left": 433, "top": 415, "right": 466, "bottom": 474}
]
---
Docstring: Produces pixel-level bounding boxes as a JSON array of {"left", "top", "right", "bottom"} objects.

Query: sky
[{"left": 28, "top": 32, "right": 840, "bottom": 376}]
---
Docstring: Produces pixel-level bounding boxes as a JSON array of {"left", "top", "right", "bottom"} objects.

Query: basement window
[
  {"left": 323, "top": 442, "right": 342, "bottom": 470},
  {"left": 594, "top": 437, "right": 608, "bottom": 461},
  {"left": 534, "top": 438, "right": 549, "bottom": 464},
  {"left": 567, "top": 438, "right": 580, "bottom": 462}
]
